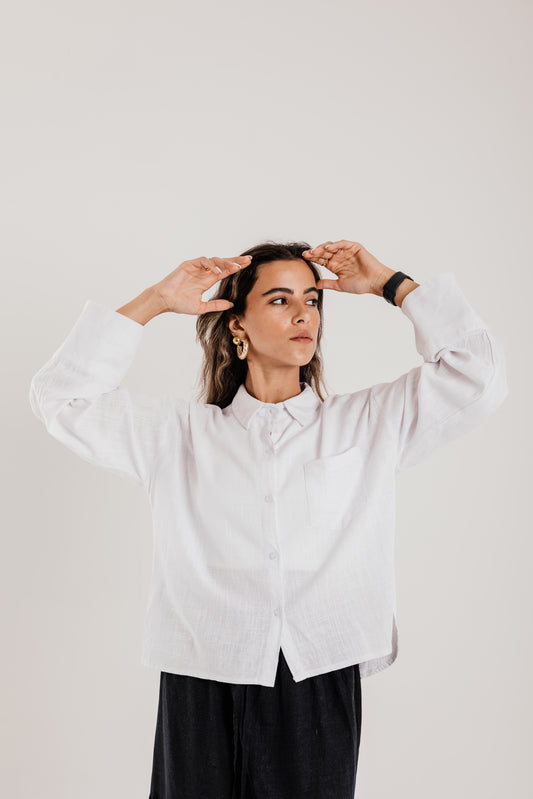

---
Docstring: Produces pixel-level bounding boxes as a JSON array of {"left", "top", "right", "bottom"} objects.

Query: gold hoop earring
[{"left": 232, "top": 335, "right": 248, "bottom": 360}]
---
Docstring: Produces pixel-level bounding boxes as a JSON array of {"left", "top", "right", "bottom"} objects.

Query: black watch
[{"left": 382, "top": 271, "right": 414, "bottom": 306}]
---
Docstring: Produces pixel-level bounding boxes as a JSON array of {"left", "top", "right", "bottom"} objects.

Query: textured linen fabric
[
  {"left": 148, "top": 647, "right": 362, "bottom": 799},
  {"left": 29, "top": 271, "right": 508, "bottom": 686}
]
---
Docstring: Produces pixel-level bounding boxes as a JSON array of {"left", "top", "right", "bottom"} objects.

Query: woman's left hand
[{"left": 303, "top": 240, "right": 395, "bottom": 295}]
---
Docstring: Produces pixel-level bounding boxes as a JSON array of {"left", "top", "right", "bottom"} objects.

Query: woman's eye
[{"left": 270, "top": 297, "right": 318, "bottom": 305}]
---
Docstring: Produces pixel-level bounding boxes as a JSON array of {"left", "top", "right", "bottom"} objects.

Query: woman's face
[{"left": 230, "top": 259, "right": 320, "bottom": 368}]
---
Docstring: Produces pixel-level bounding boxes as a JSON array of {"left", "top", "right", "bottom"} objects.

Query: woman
[{"left": 29, "top": 239, "right": 508, "bottom": 798}]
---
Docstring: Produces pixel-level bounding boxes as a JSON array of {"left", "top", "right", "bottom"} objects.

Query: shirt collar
[{"left": 230, "top": 381, "right": 321, "bottom": 430}]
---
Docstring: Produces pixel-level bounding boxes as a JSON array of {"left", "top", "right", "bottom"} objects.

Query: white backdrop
[{"left": 3, "top": 0, "right": 530, "bottom": 797}]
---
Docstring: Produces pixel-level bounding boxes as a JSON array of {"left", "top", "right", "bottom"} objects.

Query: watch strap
[{"left": 382, "top": 271, "right": 414, "bottom": 306}]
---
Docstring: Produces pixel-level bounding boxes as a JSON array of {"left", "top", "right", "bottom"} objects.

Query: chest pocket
[{"left": 303, "top": 445, "right": 368, "bottom": 531}]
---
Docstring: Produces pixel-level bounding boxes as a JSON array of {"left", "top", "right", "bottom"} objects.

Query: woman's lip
[{"left": 290, "top": 336, "right": 312, "bottom": 341}]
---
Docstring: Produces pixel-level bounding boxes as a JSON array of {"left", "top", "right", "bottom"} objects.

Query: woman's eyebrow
[{"left": 261, "top": 287, "right": 319, "bottom": 297}]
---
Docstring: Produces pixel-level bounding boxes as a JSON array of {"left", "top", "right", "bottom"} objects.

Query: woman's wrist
[
  {"left": 369, "top": 267, "right": 396, "bottom": 297},
  {"left": 370, "top": 268, "right": 420, "bottom": 308},
  {"left": 116, "top": 285, "right": 169, "bottom": 326}
]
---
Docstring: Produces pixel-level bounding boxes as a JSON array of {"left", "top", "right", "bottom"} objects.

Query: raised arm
[
  {"left": 28, "top": 294, "right": 176, "bottom": 488},
  {"left": 28, "top": 254, "right": 253, "bottom": 488},
  {"left": 303, "top": 239, "right": 508, "bottom": 473},
  {"left": 370, "top": 271, "right": 508, "bottom": 472}
]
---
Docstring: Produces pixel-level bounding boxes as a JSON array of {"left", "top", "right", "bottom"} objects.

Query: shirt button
[
  {"left": 264, "top": 494, "right": 273, "bottom": 502},
  {"left": 273, "top": 608, "right": 280, "bottom": 616},
  {"left": 269, "top": 551, "right": 277, "bottom": 560}
]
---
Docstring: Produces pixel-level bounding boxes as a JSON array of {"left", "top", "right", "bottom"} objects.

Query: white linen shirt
[{"left": 29, "top": 272, "right": 508, "bottom": 685}]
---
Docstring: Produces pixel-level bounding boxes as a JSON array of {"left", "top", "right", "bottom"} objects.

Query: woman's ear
[{"left": 228, "top": 316, "right": 244, "bottom": 337}]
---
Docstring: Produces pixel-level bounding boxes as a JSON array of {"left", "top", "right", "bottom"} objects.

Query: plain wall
[{"left": 3, "top": 0, "right": 531, "bottom": 796}]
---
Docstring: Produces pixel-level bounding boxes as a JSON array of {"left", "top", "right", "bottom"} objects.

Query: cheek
[
  {"left": 256, "top": 316, "right": 288, "bottom": 337},
  {"left": 253, "top": 325, "right": 293, "bottom": 353}
]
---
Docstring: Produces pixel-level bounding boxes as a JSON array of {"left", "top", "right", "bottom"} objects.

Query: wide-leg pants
[{"left": 148, "top": 647, "right": 362, "bottom": 799}]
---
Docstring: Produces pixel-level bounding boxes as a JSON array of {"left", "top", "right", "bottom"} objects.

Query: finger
[
  {"left": 221, "top": 255, "right": 252, "bottom": 266},
  {"left": 200, "top": 298, "right": 235, "bottom": 313},
  {"left": 194, "top": 257, "right": 245, "bottom": 276},
  {"left": 306, "top": 240, "right": 356, "bottom": 260},
  {"left": 211, "top": 256, "right": 252, "bottom": 272},
  {"left": 193, "top": 257, "right": 221, "bottom": 275},
  {"left": 324, "top": 240, "right": 359, "bottom": 251},
  {"left": 305, "top": 258, "right": 330, "bottom": 268},
  {"left": 316, "top": 278, "right": 341, "bottom": 291},
  {"left": 317, "top": 252, "right": 344, "bottom": 270},
  {"left": 305, "top": 241, "right": 335, "bottom": 257}
]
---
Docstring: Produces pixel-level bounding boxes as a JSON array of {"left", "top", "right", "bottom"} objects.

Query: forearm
[
  {"left": 116, "top": 286, "right": 168, "bottom": 326},
  {"left": 371, "top": 267, "right": 420, "bottom": 308}
]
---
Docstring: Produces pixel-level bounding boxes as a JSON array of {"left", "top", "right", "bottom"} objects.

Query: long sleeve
[
  {"left": 29, "top": 299, "right": 179, "bottom": 488},
  {"left": 370, "top": 272, "right": 508, "bottom": 473}
]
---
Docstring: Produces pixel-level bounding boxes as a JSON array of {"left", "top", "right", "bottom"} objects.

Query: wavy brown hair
[{"left": 193, "top": 240, "right": 330, "bottom": 408}]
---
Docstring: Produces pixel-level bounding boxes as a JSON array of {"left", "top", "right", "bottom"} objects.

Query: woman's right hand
[{"left": 153, "top": 255, "right": 253, "bottom": 315}]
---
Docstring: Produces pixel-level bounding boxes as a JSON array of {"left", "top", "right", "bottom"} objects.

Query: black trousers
[{"left": 148, "top": 647, "right": 362, "bottom": 799}]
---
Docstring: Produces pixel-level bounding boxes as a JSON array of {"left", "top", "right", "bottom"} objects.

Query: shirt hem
[{"left": 140, "top": 642, "right": 398, "bottom": 686}]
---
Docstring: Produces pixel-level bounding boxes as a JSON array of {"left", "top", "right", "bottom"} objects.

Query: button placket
[
  {"left": 259, "top": 408, "right": 282, "bottom": 619},
  {"left": 267, "top": 404, "right": 286, "bottom": 447}
]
